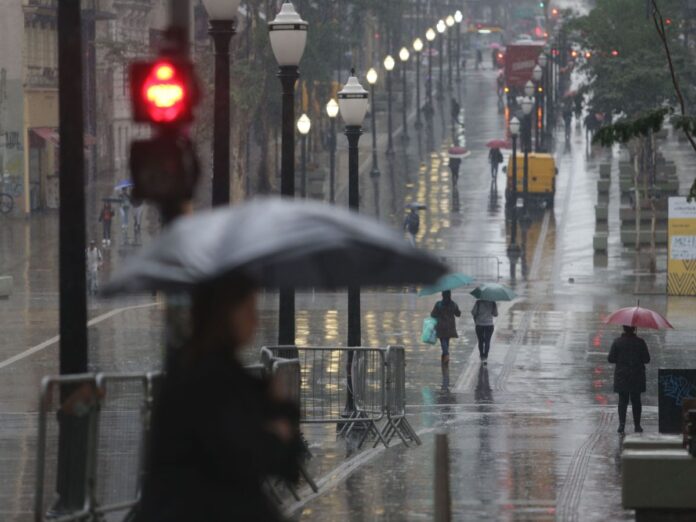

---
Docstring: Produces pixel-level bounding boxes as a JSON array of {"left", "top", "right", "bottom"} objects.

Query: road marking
[
  {"left": 284, "top": 426, "right": 435, "bottom": 516},
  {"left": 0, "top": 302, "right": 160, "bottom": 370},
  {"left": 529, "top": 210, "right": 551, "bottom": 281}
]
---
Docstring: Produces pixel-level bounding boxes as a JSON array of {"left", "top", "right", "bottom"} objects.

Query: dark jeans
[
  {"left": 439, "top": 338, "right": 450, "bottom": 357},
  {"left": 475, "top": 325, "right": 494, "bottom": 358},
  {"left": 102, "top": 221, "right": 111, "bottom": 241},
  {"left": 618, "top": 391, "right": 642, "bottom": 427}
]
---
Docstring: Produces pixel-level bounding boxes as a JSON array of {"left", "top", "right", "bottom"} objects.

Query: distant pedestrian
[
  {"left": 430, "top": 290, "right": 461, "bottom": 364},
  {"left": 471, "top": 299, "right": 498, "bottom": 364},
  {"left": 119, "top": 188, "right": 131, "bottom": 243},
  {"left": 450, "top": 97, "right": 461, "bottom": 125},
  {"left": 562, "top": 105, "right": 573, "bottom": 143},
  {"left": 86, "top": 240, "right": 103, "bottom": 295},
  {"left": 133, "top": 200, "right": 144, "bottom": 244},
  {"left": 608, "top": 326, "right": 650, "bottom": 434},
  {"left": 475, "top": 49, "right": 483, "bottom": 70},
  {"left": 488, "top": 147, "right": 504, "bottom": 180},
  {"left": 99, "top": 201, "right": 114, "bottom": 246},
  {"left": 403, "top": 208, "right": 420, "bottom": 245}
]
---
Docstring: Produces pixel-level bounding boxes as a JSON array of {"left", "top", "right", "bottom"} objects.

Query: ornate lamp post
[
  {"left": 413, "top": 37, "right": 424, "bottom": 129},
  {"left": 446, "top": 15, "right": 455, "bottom": 92},
  {"left": 508, "top": 116, "right": 521, "bottom": 254},
  {"left": 436, "top": 19, "right": 446, "bottom": 100},
  {"left": 532, "top": 64, "right": 543, "bottom": 151},
  {"left": 366, "top": 67, "right": 380, "bottom": 178},
  {"left": 425, "top": 27, "right": 436, "bottom": 113},
  {"left": 454, "top": 10, "right": 463, "bottom": 85},
  {"left": 269, "top": 1, "right": 308, "bottom": 346},
  {"left": 297, "top": 113, "right": 311, "bottom": 197},
  {"left": 521, "top": 96, "right": 533, "bottom": 216},
  {"left": 537, "top": 53, "right": 548, "bottom": 150},
  {"left": 384, "top": 54, "right": 395, "bottom": 155},
  {"left": 399, "top": 46, "right": 410, "bottom": 142},
  {"left": 326, "top": 98, "right": 339, "bottom": 203},
  {"left": 203, "top": 0, "right": 242, "bottom": 206},
  {"left": 338, "top": 70, "right": 369, "bottom": 412}
]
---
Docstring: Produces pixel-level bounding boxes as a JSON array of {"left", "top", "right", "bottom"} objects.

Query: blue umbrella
[
  {"left": 418, "top": 272, "right": 475, "bottom": 296},
  {"left": 114, "top": 179, "right": 134, "bottom": 191},
  {"left": 470, "top": 283, "right": 516, "bottom": 302}
]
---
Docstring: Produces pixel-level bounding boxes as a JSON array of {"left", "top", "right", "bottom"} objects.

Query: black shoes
[
  {"left": 617, "top": 424, "right": 625, "bottom": 434},
  {"left": 634, "top": 425, "right": 643, "bottom": 433}
]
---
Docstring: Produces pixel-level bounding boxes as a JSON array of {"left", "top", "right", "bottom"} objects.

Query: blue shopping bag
[{"left": 421, "top": 317, "right": 438, "bottom": 345}]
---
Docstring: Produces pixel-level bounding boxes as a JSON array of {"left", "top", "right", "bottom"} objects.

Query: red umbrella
[
  {"left": 486, "top": 139, "right": 511, "bottom": 149},
  {"left": 448, "top": 146, "right": 471, "bottom": 159},
  {"left": 604, "top": 305, "right": 674, "bottom": 330}
]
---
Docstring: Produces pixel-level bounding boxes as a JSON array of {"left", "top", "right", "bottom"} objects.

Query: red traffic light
[
  {"left": 584, "top": 51, "right": 592, "bottom": 59},
  {"left": 611, "top": 49, "right": 619, "bottom": 57},
  {"left": 130, "top": 59, "right": 199, "bottom": 124}
]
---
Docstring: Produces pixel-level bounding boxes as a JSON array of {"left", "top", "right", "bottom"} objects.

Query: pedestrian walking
[
  {"left": 608, "top": 326, "right": 650, "bottom": 434},
  {"left": 488, "top": 147, "right": 504, "bottom": 181},
  {"left": 430, "top": 290, "right": 461, "bottom": 364},
  {"left": 133, "top": 201, "right": 144, "bottom": 244},
  {"left": 119, "top": 188, "right": 131, "bottom": 243},
  {"left": 471, "top": 299, "right": 498, "bottom": 364},
  {"left": 133, "top": 277, "right": 303, "bottom": 522},
  {"left": 98, "top": 201, "right": 114, "bottom": 246},
  {"left": 403, "top": 208, "right": 420, "bottom": 245},
  {"left": 86, "top": 240, "right": 103, "bottom": 295}
]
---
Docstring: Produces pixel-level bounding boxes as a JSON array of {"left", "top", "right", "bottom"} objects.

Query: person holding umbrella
[
  {"left": 420, "top": 273, "right": 473, "bottom": 365},
  {"left": 470, "top": 283, "right": 516, "bottom": 364},
  {"left": 488, "top": 147, "right": 504, "bottom": 181},
  {"left": 104, "top": 198, "right": 446, "bottom": 521},
  {"left": 605, "top": 304, "right": 672, "bottom": 434}
]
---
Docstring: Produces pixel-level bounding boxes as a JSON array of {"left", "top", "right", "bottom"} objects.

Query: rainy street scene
[{"left": 3, "top": 0, "right": 696, "bottom": 520}]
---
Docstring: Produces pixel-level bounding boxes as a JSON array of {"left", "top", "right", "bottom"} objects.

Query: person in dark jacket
[
  {"left": 431, "top": 290, "right": 461, "bottom": 364},
  {"left": 134, "top": 277, "right": 302, "bottom": 522},
  {"left": 608, "top": 326, "right": 651, "bottom": 434}
]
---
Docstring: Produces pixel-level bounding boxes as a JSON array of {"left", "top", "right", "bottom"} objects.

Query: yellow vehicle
[{"left": 504, "top": 152, "right": 557, "bottom": 208}]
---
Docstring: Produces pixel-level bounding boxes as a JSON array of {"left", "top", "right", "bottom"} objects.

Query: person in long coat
[
  {"left": 608, "top": 325, "right": 651, "bottom": 434},
  {"left": 134, "top": 277, "right": 302, "bottom": 522},
  {"left": 431, "top": 290, "right": 461, "bottom": 364}
]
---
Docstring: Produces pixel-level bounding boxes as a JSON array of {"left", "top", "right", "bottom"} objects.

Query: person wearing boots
[
  {"left": 430, "top": 290, "right": 461, "bottom": 364},
  {"left": 608, "top": 325, "right": 651, "bottom": 434}
]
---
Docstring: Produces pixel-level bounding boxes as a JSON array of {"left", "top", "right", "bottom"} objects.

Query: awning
[{"left": 31, "top": 127, "right": 97, "bottom": 148}]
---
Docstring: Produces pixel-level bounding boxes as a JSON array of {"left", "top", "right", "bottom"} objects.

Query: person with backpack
[
  {"left": 488, "top": 147, "right": 504, "bottom": 180},
  {"left": 403, "top": 208, "right": 420, "bottom": 245},
  {"left": 430, "top": 291, "right": 461, "bottom": 364}
]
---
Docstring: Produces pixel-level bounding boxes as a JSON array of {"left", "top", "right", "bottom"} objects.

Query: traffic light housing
[{"left": 130, "top": 59, "right": 200, "bottom": 125}]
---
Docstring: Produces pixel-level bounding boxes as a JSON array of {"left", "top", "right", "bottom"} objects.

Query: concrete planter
[
  {"left": 620, "top": 229, "right": 668, "bottom": 246},
  {"left": 597, "top": 179, "right": 611, "bottom": 194},
  {"left": 595, "top": 205, "right": 609, "bottom": 221},
  {"left": 593, "top": 233, "right": 608, "bottom": 252}
]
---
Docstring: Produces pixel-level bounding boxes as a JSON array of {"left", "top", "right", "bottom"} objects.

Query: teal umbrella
[
  {"left": 470, "top": 283, "right": 516, "bottom": 301},
  {"left": 418, "top": 272, "right": 474, "bottom": 296}
]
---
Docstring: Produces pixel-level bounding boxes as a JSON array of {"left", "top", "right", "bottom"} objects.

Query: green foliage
[{"left": 592, "top": 108, "right": 671, "bottom": 146}]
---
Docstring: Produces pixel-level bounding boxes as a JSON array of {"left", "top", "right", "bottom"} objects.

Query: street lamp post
[
  {"left": 399, "top": 47, "right": 410, "bottom": 142},
  {"left": 454, "top": 10, "right": 463, "bottom": 86},
  {"left": 436, "top": 20, "right": 446, "bottom": 100},
  {"left": 413, "top": 37, "right": 424, "bottom": 129},
  {"left": 384, "top": 55, "right": 395, "bottom": 155},
  {"left": 521, "top": 96, "right": 533, "bottom": 216},
  {"left": 446, "top": 15, "right": 454, "bottom": 92},
  {"left": 326, "top": 98, "right": 339, "bottom": 203},
  {"left": 426, "top": 28, "right": 436, "bottom": 113},
  {"left": 538, "top": 53, "right": 548, "bottom": 150},
  {"left": 203, "top": 0, "right": 241, "bottom": 206},
  {"left": 269, "top": 2, "right": 308, "bottom": 346},
  {"left": 508, "top": 117, "right": 521, "bottom": 254},
  {"left": 297, "top": 113, "right": 311, "bottom": 197},
  {"left": 532, "top": 64, "right": 543, "bottom": 151},
  {"left": 366, "top": 67, "right": 380, "bottom": 178},
  {"left": 338, "top": 70, "right": 369, "bottom": 410}
]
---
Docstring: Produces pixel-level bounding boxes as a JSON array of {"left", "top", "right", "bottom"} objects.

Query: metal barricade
[
  {"left": 34, "top": 372, "right": 161, "bottom": 522},
  {"left": 263, "top": 346, "right": 388, "bottom": 447},
  {"left": 382, "top": 346, "right": 421, "bottom": 447},
  {"left": 444, "top": 255, "right": 502, "bottom": 281},
  {"left": 92, "top": 372, "right": 161, "bottom": 518},
  {"left": 35, "top": 374, "right": 99, "bottom": 522}
]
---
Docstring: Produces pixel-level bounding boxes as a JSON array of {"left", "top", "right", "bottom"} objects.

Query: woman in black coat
[
  {"left": 431, "top": 290, "right": 461, "bottom": 364},
  {"left": 134, "top": 277, "right": 302, "bottom": 522},
  {"left": 608, "top": 326, "right": 651, "bottom": 434}
]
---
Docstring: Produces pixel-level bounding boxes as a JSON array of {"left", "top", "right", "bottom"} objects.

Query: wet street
[{"left": 2, "top": 62, "right": 696, "bottom": 521}]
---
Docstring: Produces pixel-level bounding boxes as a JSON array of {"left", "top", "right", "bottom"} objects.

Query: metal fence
[
  {"left": 34, "top": 372, "right": 161, "bottom": 522},
  {"left": 262, "top": 345, "right": 420, "bottom": 449},
  {"left": 443, "top": 255, "right": 502, "bottom": 281}
]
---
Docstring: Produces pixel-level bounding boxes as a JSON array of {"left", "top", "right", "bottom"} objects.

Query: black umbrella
[{"left": 103, "top": 198, "right": 446, "bottom": 295}]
